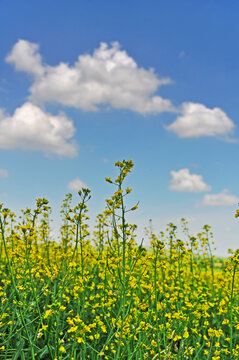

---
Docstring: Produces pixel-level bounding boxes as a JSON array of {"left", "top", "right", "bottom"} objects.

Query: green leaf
[
  {"left": 13, "top": 339, "right": 25, "bottom": 360},
  {"left": 38, "top": 345, "right": 49, "bottom": 359}
]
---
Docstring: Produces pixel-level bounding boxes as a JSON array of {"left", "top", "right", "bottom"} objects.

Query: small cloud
[
  {"left": 0, "top": 169, "right": 8, "bottom": 178},
  {"left": 179, "top": 51, "right": 186, "bottom": 58},
  {"left": 201, "top": 189, "right": 239, "bottom": 207},
  {"left": 191, "top": 163, "right": 199, "bottom": 168},
  {"left": 6, "top": 39, "right": 44, "bottom": 77},
  {"left": 0, "top": 79, "right": 8, "bottom": 93},
  {"left": 169, "top": 168, "right": 211, "bottom": 192},
  {"left": 223, "top": 137, "right": 239, "bottom": 144},
  {"left": 1, "top": 192, "right": 7, "bottom": 198},
  {"left": 167, "top": 102, "right": 235, "bottom": 138},
  {"left": 7, "top": 39, "right": 175, "bottom": 114},
  {"left": 0, "top": 102, "right": 78, "bottom": 157},
  {"left": 102, "top": 158, "right": 109, "bottom": 163},
  {"left": 67, "top": 178, "right": 88, "bottom": 192}
]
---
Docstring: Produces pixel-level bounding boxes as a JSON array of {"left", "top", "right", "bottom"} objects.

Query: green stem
[
  {"left": 0, "top": 217, "right": 36, "bottom": 359},
  {"left": 230, "top": 264, "right": 237, "bottom": 359}
]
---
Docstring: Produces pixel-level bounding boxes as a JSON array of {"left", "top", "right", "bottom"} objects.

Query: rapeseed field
[{"left": 0, "top": 160, "right": 239, "bottom": 359}]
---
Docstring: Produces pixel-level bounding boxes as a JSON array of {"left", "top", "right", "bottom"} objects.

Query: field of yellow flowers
[{"left": 0, "top": 160, "right": 239, "bottom": 359}]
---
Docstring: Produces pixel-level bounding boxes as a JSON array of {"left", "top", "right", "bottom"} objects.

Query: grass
[{"left": 0, "top": 159, "right": 239, "bottom": 359}]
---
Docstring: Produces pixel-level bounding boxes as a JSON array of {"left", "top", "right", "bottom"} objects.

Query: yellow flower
[
  {"left": 39, "top": 324, "right": 48, "bottom": 332},
  {"left": 115, "top": 161, "right": 124, "bottom": 168},
  {"left": 77, "top": 337, "right": 85, "bottom": 344},
  {"left": 151, "top": 339, "right": 157, "bottom": 347},
  {"left": 43, "top": 309, "right": 52, "bottom": 319},
  {"left": 59, "top": 345, "right": 66, "bottom": 353},
  {"left": 126, "top": 187, "right": 132, "bottom": 194},
  {"left": 68, "top": 325, "right": 78, "bottom": 333},
  {"left": 183, "top": 327, "right": 189, "bottom": 339}
]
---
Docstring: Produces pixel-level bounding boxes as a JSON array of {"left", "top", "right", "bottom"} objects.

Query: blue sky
[{"left": 0, "top": 0, "right": 239, "bottom": 256}]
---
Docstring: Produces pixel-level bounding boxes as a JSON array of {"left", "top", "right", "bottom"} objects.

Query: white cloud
[
  {"left": 179, "top": 51, "right": 186, "bottom": 58},
  {"left": 6, "top": 40, "right": 174, "bottom": 114},
  {"left": 6, "top": 39, "right": 44, "bottom": 77},
  {"left": 0, "top": 102, "right": 77, "bottom": 157},
  {"left": 167, "top": 102, "right": 235, "bottom": 138},
  {"left": 67, "top": 178, "right": 88, "bottom": 192},
  {"left": 0, "top": 169, "right": 8, "bottom": 178},
  {"left": 169, "top": 168, "right": 211, "bottom": 192},
  {"left": 201, "top": 189, "right": 239, "bottom": 206}
]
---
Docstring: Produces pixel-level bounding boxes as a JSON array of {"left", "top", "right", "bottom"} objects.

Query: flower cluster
[{"left": 0, "top": 160, "right": 238, "bottom": 359}]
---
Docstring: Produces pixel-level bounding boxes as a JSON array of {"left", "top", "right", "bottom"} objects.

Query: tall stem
[
  {"left": 0, "top": 217, "right": 36, "bottom": 359},
  {"left": 230, "top": 264, "right": 237, "bottom": 359}
]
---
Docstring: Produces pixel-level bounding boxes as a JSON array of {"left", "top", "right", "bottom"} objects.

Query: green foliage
[{"left": 0, "top": 160, "right": 238, "bottom": 359}]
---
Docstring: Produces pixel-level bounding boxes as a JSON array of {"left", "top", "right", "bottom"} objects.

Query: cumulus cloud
[
  {"left": 6, "top": 40, "right": 174, "bottom": 114},
  {"left": 6, "top": 39, "right": 44, "bottom": 77},
  {"left": 67, "top": 178, "right": 88, "bottom": 192},
  {"left": 169, "top": 168, "right": 211, "bottom": 192},
  {"left": 201, "top": 189, "right": 239, "bottom": 206},
  {"left": 0, "top": 102, "right": 77, "bottom": 157},
  {"left": 0, "top": 169, "right": 8, "bottom": 178},
  {"left": 167, "top": 102, "right": 235, "bottom": 138}
]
